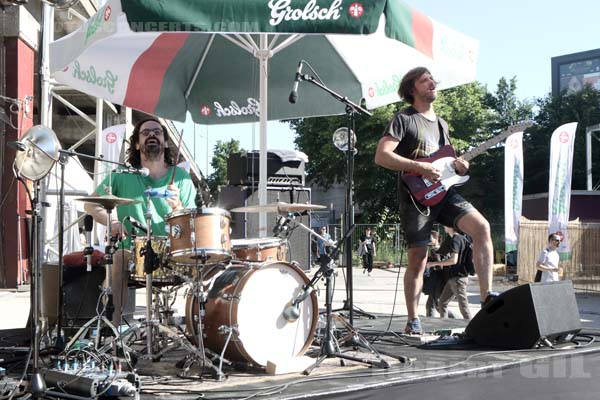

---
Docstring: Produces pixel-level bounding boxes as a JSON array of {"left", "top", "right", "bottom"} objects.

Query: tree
[
  {"left": 207, "top": 139, "right": 245, "bottom": 200},
  {"left": 291, "top": 105, "right": 400, "bottom": 221},
  {"left": 525, "top": 86, "right": 600, "bottom": 195}
]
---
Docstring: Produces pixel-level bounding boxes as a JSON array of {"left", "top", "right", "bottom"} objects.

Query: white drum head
[
  {"left": 235, "top": 262, "right": 316, "bottom": 366},
  {"left": 231, "top": 237, "right": 282, "bottom": 249}
]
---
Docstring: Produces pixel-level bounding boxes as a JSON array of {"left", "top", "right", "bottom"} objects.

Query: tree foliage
[
  {"left": 525, "top": 86, "right": 600, "bottom": 194},
  {"left": 207, "top": 139, "right": 244, "bottom": 200}
]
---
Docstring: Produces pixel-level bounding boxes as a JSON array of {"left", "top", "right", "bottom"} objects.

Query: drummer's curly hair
[
  {"left": 126, "top": 118, "right": 174, "bottom": 168},
  {"left": 398, "top": 66, "right": 433, "bottom": 105}
]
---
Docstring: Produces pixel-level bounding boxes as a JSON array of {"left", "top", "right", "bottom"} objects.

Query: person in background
[
  {"left": 424, "top": 231, "right": 456, "bottom": 318},
  {"left": 427, "top": 226, "right": 472, "bottom": 319},
  {"left": 316, "top": 226, "right": 332, "bottom": 265},
  {"left": 359, "top": 227, "right": 377, "bottom": 276},
  {"left": 535, "top": 233, "right": 562, "bottom": 283}
]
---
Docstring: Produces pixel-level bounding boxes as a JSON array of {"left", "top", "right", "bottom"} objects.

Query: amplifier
[{"left": 227, "top": 152, "right": 305, "bottom": 186}]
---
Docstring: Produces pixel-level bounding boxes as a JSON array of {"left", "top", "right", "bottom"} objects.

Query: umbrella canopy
[
  {"left": 50, "top": 0, "right": 478, "bottom": 123},
  {"left": 49, "top": 0, "right": 478, "bottom": 234}
]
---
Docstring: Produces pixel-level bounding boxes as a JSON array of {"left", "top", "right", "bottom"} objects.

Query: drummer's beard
[{"left": 140, "top": 140, "right": 165, "bottom": 161}]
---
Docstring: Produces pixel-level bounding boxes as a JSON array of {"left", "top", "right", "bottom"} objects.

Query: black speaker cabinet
[
  {"left": 227, "top": 152, "right": 305, "bottom": 186},
  {"left": 42, "top": 262, "right": 135, "bottom": 335},
  {"left": 465, "top": 281, "right": 581, "bottom": 349}
]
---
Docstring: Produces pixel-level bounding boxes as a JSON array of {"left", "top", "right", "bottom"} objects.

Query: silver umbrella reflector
[{"left": 14, "top": 125, "right": 60, "bottom": 181}]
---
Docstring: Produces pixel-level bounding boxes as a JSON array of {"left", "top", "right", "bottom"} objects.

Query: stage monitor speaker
[
  {"left": 219, "top": 185, "right": 312, "bottom": 269},
  {"left": 465, "top": 281, "right": 581, "bottom": 349},
  {"left": 42, "top": 262, "right": 135, "bottom": 336}
]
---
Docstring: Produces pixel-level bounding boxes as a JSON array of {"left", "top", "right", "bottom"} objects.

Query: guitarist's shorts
[{"left": 400, "top": 187, "right": 474, "bottom": 248}]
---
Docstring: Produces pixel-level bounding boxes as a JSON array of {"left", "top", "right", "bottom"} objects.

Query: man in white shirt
[{"left": 535, "top": 233, "right": 562, "bottom": 283}]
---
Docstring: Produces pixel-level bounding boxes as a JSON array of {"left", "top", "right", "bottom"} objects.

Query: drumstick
[{"left": 170, "top": 129, "right": 184, "bottom": 185}]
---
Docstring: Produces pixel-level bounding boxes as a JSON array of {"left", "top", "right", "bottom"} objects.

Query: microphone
[
  {"left": 283, "top": 285, "right": 314, "bottom": 322},
  {"left": 125, "top": 216, "right": 148, "bottom": 234},
  {"left": 113, "top": 166, "right": 150, "bottom": 176},
  {"left": 272, "top": 214, "right": 291, "bottom": 237},
  {"left": 144, "top": 188, "right": 176, "bottom": 198},
  {"left": 288, "top": 61, "right": 303, "bottom": 104},
  {"left": 83, "top": 215, "right": 94, "bottom": 272}
]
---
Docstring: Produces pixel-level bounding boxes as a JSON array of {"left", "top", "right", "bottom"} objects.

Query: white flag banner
[
  {"left": 100, "top": 124, "right": 127, "bottom": 176},
  {"left": 504, "top": 131, "right": 524, "bottom": 253},
  {"left": 96, "top": 124, "right": 127, "bottom": 244},
  {"left": 548, "top": 122, "right": 577, "bottom": 260}
]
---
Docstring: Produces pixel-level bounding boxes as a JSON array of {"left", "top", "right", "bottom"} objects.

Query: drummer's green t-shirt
[{"left": 96, "top": 166, "right": 197, "bottom": 247}]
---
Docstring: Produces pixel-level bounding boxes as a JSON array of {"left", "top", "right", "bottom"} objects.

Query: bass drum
[{"left": 186, "top": 262, "right": 318, "bottom": 367}]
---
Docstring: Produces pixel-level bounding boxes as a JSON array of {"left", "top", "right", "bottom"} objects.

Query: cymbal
[
  {"left": 230, "top": 202, "right": 327, "bottom": 213},
  {"left": 74, "top": 195, "right": 141, "bottom": 208}
]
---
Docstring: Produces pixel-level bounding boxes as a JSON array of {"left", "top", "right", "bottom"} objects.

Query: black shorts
[{"left": 400, "top": 187, "right": 474, "bottom": 248}]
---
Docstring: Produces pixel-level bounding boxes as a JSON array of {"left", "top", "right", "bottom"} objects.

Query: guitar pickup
[{"left": 424, "top": 185, "right": 446, "bottom": 200}]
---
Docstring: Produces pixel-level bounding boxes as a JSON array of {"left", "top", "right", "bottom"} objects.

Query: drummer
[{"left": 84, "top": 117, "right": 197, "bottom": 326}]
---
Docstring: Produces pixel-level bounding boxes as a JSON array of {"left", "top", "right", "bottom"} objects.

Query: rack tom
[{"left": 165, "top": 208, "right": 232, "bottom": 266}]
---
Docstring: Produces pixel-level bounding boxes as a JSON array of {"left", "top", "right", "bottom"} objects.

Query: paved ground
[{"left": 1, "top": 264, "right": 599, "bottom": 332}]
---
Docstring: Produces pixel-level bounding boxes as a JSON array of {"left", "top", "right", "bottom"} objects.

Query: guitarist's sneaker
[
  {"left": 481, "top": 291, "right": 500, "bottom": 308},
  {"left": 404, "top": 318, "right": 423, "bottom": 335}
]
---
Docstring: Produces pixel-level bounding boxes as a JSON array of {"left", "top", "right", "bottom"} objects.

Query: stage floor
[{"left": 3, "top": 315, "right": 598, "bottom": 399}]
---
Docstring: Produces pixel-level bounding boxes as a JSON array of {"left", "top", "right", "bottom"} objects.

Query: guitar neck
[{"left": 461, "top": 122, "right": 533, "bottom": 162}]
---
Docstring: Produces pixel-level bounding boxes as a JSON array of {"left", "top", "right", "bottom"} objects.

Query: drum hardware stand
[
  {"left": 176, "top": 263, "right": 229, "bottom": 381},
  {"left": 286, "top": 220, "right": 389, "bottom": 374}
]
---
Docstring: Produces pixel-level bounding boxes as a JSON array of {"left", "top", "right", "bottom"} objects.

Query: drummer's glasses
[{"left": 140, "top": 128, "right": 162, "bottom": 137}]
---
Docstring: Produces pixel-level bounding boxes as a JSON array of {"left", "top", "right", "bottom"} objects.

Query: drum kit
[{"left": 67, "top": 194, "right": 346, "bottom": 379}]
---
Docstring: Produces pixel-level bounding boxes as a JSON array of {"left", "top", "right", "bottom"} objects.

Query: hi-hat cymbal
[
  {"left": 74, "top": 195, "right": 141, "bottom": 209},
  {"left": 230, "top": 202, "right": 326, "bottom": 213}
]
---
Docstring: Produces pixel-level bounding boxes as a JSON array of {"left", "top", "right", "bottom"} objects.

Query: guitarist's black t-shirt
[{"left": 383, "top": 106, "right": 450, "bottom": 159}]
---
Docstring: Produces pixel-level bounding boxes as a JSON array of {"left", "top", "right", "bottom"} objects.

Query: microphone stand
[
  {"left": 296, "top": 73, "right": 374, "bottom": 323},
  {"left": 286, "top": 220, "right": 389, "bottom": 374}
]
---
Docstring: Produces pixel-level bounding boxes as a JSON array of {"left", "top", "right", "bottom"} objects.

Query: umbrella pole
[{"left": 258, "top": 34, "right": 269, "bottom": 238}]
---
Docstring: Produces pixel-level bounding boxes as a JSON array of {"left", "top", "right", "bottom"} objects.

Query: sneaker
[
  {"left": 363, "top": 269, "right": 366, "bottom": 274},
  {"left": 481, "top": 291, "right": 500, "bottom": 308},
  {"left": 404, "top": 318, "right": 423, "bottom": 335},
  {"left": 368, "top": 272, "right": 371, "bottom": 276}
]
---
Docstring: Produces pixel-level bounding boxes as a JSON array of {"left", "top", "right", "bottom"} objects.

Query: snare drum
[
  {"left": 130, "top": 236, "right": 176, "bottom": 286},
  {"left": 185, "top": 262, "right": 318, "bottom": 366},
  {"left": 231, "top": 237, "right": 288, "bottom": 262},
  {"left": 166, "top": 208, "right": 232, "bottom": 265}
]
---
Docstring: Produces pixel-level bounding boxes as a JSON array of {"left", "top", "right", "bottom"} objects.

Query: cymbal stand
[
  {"left": 287, "top": 220, "right": 389, "bottom": 374},
  {"left": 64, "top": 204, "right": 124, "bottom": 355},
  {"left": 54, "top": 149, "right": 128, "bottom": 349},
  {"left": 142, "top": 194, "right": 157, "bottom": 356}
]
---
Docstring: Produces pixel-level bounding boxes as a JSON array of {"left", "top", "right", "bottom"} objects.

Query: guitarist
[{"left": 374, "top": 67, "right": 496, "bottom": 335}]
